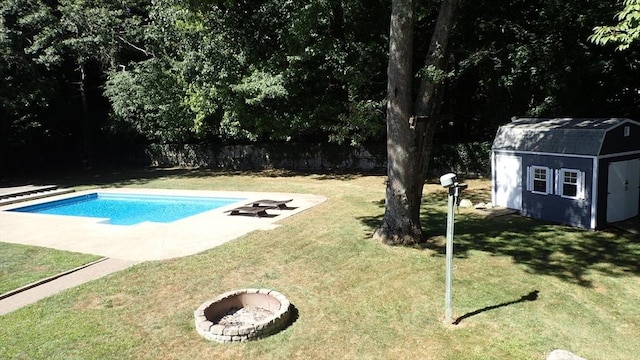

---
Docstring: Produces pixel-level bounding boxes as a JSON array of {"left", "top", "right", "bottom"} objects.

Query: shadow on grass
[
  {"left": 0, "top": 166, "right": 382, "bottom": 188},
  {"left": 361, "top": 191, "right": 640, "bottom": 287},
  {"left": 453, "top": 290, "right": 539, "bottom": 325}
]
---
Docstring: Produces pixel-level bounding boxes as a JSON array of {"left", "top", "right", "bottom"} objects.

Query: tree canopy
[
  {"left": 590, "top": 0, "right": 640, "bottom": 51},
  {"left": 2, "top": 0, "right": 639, "bottom": 172}
]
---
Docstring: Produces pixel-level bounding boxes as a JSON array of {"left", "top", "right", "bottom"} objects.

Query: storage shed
[{"left": 491, "top": 118, "right": 640, "bottom": 229}]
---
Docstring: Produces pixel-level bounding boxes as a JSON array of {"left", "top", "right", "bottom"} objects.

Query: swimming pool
[
  {"left": 8, "top": 193, "right": 245, "bottom": 225},
  {"left": 1, "top": 189, "right": 326, "bottom": 260}
]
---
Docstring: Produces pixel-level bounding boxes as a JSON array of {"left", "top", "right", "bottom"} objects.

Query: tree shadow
[
  {"left": 360, "top": 190, "right": 640, "bottom": 287},
  {"left": 432, "top": 212, "right": 640, "bottom": 287},
  {"left": 452, "top": 290, "right": 539, "bottom": 325},
  {"left": 0, "top": 166, "right": 380, "bottom": 188}
]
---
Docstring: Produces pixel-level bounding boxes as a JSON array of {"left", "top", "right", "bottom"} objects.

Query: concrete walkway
[{"left": 0, "top": 258, "right": 139, "bottom": 315}]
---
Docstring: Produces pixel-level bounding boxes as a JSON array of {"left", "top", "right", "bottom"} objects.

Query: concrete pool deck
[
  {"left": 0, "top": 188, "right": 325, "bottom": 314},
  {"left": 0, "top": 188, "right": 326, "bottom": 261}
]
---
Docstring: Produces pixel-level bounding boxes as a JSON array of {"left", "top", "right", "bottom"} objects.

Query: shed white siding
[
  {"left": 491, "top": 117, "right": 640, "bottom": 229},
  {"left": 493, "top": 153, "right": 522, "bottom": 210}
]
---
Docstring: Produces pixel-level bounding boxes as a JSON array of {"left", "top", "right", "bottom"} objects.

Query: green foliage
[
  {"left": 100, "top": 0, "right": 389, "bottom": 144},
  {"left": 58, "top": 0, "right": 149, "bottom": 67},
  {"left": 106, "top": 59, "right": 195, "bottom": 143},
  {"left": 590, "top": 0, "right": 640, "bottom": 51},
  {"left": 10, "top": 0, "right": 61, "bottom": 67},
  {"left": 430, "top": 141, "right": 492, "bottom": 176},
  {"left": 230, "top": 70, "right": 287, "bottom": 106},
  {"left": 328, "top": 99, "right": 385, "bottom": 146},
  {"left": 0, "top": 0, "right": 61, "bottom": 152},
  {"left": 4, "top": 0, "right": 640, "bottom": 169},
  {"left": 450, "top": 0, "right": 637, "bottom": 139},
  {"left": 417, "top": 64, "right": 454, "bottom": 84},
  {"left": 1, "top": 0, "right": 155, "bottom": 169}
]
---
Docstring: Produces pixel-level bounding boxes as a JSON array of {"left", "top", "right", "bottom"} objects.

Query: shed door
[
  {"left": 494, "top": 154, "right": 522, "bottom": 210},
  {"left": 607, "top": 159, "right": 640, "bottom": 223}
]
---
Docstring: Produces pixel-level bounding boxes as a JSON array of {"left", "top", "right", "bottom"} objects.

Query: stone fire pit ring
[{"left": 194, "top": 288, "right": 292, "bottom": 343}]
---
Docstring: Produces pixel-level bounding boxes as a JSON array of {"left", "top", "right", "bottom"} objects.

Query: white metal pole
[{"left": 445, "top": 186, "right": 455, "bottom": 323}]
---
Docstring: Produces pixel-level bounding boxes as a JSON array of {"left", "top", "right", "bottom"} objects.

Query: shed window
[
  {"left": 527, "top": 166, "right": 552, "bottom": 195},
  {"left": 556, "top": 169, "right": 585, "bottom": 199},
  {"left": 624, "top": 126, "right": 630, "bottom": 137}
]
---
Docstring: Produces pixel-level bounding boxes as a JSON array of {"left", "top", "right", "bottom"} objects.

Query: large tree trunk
[
  {"left": 374, "top": 0, "right": 458, "bottom": 246},
  {"left": 374, "top": 0, "right": 420, "bottom": 245},
  {"left": 413, "top": 0, "right": 459, "bottom": 202}
]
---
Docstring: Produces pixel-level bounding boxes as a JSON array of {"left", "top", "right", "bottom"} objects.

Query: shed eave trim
[
  {"left": 598, "top": 149, "right": 640, "bottom": 159},
  {"left": 600, "top": 118, "right": 640, "bottom": 131},
  {"left": 491, "top": 149, "right": 597, "bottom": 159}
]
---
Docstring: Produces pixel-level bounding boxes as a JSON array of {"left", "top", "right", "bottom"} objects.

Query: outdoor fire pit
[{"left": 194, "top": 288, "right": 292, "bottom": 343}]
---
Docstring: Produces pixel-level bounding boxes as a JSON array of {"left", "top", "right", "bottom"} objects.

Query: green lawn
[
  {"left": 1, "top": 169, "right": 638, "bottom": 359},
  {"left": 0, "top": 243, "right": 101, "bottom": 294}
]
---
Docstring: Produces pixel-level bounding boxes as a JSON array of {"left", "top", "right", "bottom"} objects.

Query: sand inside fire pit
[{"left": 217, "top": 306, "right": 275, "bottom": 326}]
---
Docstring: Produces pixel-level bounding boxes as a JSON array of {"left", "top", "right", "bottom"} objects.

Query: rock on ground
[{"left": 547, "top": 349, "right": 587, "bottom": 360}]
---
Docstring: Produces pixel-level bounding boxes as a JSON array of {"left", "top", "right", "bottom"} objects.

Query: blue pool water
[{"left": 8, "top": 193, "right": 245, "bottom": 225}]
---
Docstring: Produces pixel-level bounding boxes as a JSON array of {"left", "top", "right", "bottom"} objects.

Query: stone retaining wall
[
  {"left": 145, "top": 143, "right": 387, "bottom": 172},
  {"left": 144, "top": 141, "right": 492, "bottom": 176}
]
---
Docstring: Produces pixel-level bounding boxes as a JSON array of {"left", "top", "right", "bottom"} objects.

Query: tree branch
[{"left": 117, "top": 35, "right": 154, "bottom": 57}]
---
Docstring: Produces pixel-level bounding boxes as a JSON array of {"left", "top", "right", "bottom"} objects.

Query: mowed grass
[
  {"left": 0, "top": 169, "right": 639, "bottom": 359},
  {"left": 0, "top": 243, "right": 101, "bottom": 294}
]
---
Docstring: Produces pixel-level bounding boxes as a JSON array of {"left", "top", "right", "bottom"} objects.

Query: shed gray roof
[{"left": 492, "top": 118, "right": 635, "bottom": 156}]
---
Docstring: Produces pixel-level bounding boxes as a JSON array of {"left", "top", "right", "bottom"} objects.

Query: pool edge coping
[{"left": 0, "top": 188, "right": 327, "bottom": 261}]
